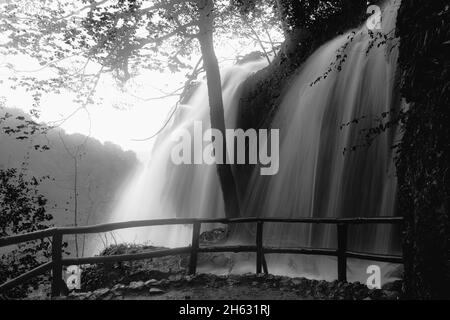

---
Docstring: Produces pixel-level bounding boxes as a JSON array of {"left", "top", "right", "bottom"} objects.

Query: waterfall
[
  {"left": 107, "top": 60, "right": 268, "bottom": 248},
  {"left": 238, "top": 0, "right": 402, "bottom": 282},
  {"left": 108, "top": 0, "right": 403, "bottom": 283}
]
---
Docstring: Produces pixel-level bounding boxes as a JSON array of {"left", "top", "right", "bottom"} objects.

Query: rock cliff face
[
  {"left": 236, "top": 1, "right": 367, "bottom": 132},
  {"left": 395, "top": 0, "right": 450, "bottom": 299}
]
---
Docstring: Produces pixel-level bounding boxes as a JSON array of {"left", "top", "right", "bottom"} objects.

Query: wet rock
[
  {"left": 368, "top": 289, "right": 383, "bottom": 300},
  {"left": 257, "top": 273, "right": 266, "bottom": 278},
  {"left": 156, "top": 279, "right": 169, "bottom": 286},
  {"left": 199, "top": 228, "right": 228, "bottom": 243},
  {"left": 68, "top": 291, "right": 90, "bottom": 300},
  {"left": 103, "top": 293, "right": 115, "bottom": 300},
  {"left": 196, "top": 274, "right": 215, "bottom": 283},
  {"left": 88, "top": 288, "right": 110, "bottom": 299},
  {"left": 280, "top": 278, "right": 290, "bottom": 287},
  {"left": 168, "top": 274, "right": 183, "bottom": 282},
  {"left": 227, "top": 278, "right": 240, "bottom": 285},
  {"left": 381, "top": 280, "right": 402, "bottom": 292},
  {"left": 381, "top": 290, "right": 400, "bottom": 300},
  {"left": 355, "top": 288, "right": 369, "bottom": 300},
  {"left": 149, "top": 288, "right": 164, "bottom": 295},
  {"left": 128, "top": 281, "right": 145, "bottom": 290},
  {"left": 144, "top": 279, "right": 159, "bottom": 287},
  {"left": 112, "top": 283, "right": 126, "bottom": 291},
  {"left": 318, "top": 280, "right": 330, "bottom": 289},
  {"left": 291, "top": 278, "right": 303, "bottom": 286},
  {"left": 94, "top": 288, "right": 110, "bottom": 297}
]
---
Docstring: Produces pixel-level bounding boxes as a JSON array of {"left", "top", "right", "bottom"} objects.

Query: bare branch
[
  {"left": 131, "top": 56, "right": 203, "bottom": 142},
  {"left": 137, "top": 0, "right": 187, "bottom": 15},
  {"left": 134, "top": 21, "right": 198, "bottom": 48},
  {"left": 129, "top": 86, "right": 184, "bottom": 101}
]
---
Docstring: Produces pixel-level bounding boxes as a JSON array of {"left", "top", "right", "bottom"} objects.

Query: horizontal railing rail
[
  {"left": 0, "top": 216, "right": 404, "bottom": 297},
  {"left": 0, "top": 261, "right": 54, "bottom": 294},
  {"left": 0, "top": 228, "right": 57, "bottom": 248}
]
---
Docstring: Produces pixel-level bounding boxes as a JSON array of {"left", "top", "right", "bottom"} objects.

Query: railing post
[
  {"left": 188, "top": 221, "right": 201, "bottom": 275},
  {"left": 51, "top": 232, "right": 63, "bottom": 297},
  {"left": 337, "top": 223, "right": 348, "bottom": 282},
  {"left": 262, "top": 254, "right": 269, "bottom": 275},
  {"left": 256, "top": 221, "right": 264, "bottom": 274}
]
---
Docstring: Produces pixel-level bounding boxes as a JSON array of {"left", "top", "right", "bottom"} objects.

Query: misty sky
[{"left": 0, "top": 1, "right": 281, "bottom": 161}]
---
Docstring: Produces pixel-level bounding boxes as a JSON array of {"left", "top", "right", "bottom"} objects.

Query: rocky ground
[
  {"left": 64, "top": 273, "right": 402, "bottom": 300},
  {"left": 18, "top": 229, "right": 403, "bottom": 300}
]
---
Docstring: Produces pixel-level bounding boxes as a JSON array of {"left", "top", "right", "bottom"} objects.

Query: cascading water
[
  {"left": 237, "top": 0, "right": 403, "bottom": 283},
  {"left": 107, "top": 59, "right": 268, "bottom": 248},
  {"left": 108, "top": 0, "right": 403, "bottom": 283}
]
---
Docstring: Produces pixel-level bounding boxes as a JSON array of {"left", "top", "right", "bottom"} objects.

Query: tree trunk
[
  {"left": 196, "top": 0, "right": 241, "bottom": 219},
  {"left": 73, "top": 156, "right": 79, "bottom": 258}
]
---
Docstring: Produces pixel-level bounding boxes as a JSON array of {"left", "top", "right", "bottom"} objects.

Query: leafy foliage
[
  {"left": 0, "top": 101, "right": 50, "bottom": 152},
  {"left": 237, "top": 0, "right": 367, "bottom": 131},
  {"left": 0, "top": 0, "right": 281, "bottom": 112},
  {"left": 0, "top": 168, "right": 54, "bottom": 298},
  {"left": 0, "top": 107, "right": 139, "bottom": 257},
  {"left": 276, "top": 0, "right": 366, "bottom": 34}
]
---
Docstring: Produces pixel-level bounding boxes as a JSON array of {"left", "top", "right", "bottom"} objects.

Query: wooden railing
[{"left": 0, "top": 217, "right": 403, "bottom": 297}]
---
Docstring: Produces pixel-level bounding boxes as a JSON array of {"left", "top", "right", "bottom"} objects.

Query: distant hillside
[{"left": 0, "top": 107, "right": 139, "bottom": 256}]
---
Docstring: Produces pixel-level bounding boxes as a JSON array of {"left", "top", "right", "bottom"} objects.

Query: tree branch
[
  {"left": 134, "top": 21, "right": 198, "bottom": 48},
  {"left": 58, "top": 0, "right": 109, "bottom": 21}
]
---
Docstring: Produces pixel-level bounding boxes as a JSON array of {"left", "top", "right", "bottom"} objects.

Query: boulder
[
  {"left": 128, "top": 281, "right": 145, "bottom": 290},
  {"left": 149, "top": 288, "right": 165, "bottom": 295},
  {"left": 144, "top": 279, "right": 158, "bottom": 287}
]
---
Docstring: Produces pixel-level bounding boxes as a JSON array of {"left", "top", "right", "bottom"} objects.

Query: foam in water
[{"left": 107, "top": 0, "right": 403, "bottom": 284}]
